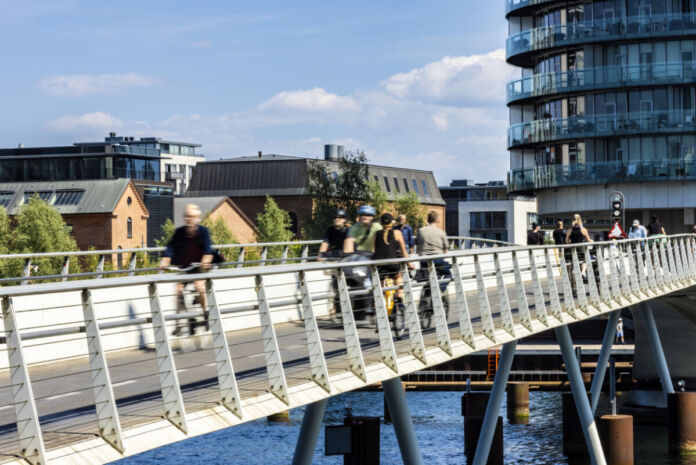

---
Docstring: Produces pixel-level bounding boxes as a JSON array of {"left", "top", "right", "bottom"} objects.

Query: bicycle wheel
[
  {"left": 419, "top": 287, "right": 433, "bottom": 329},
  {"left": 392, "top": 304, "right": 406, "bottom": 340}
]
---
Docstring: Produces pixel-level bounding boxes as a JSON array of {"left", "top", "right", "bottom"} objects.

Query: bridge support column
[
  {"left": 383, "top": 377, "right": 423, "bottom": 465},
  {"left": 591, "top": 310, "right": 620, "bottom": 414},
  {"left": 472, "top": 340, "right": 517, "bottom": 465},
  {"left": 637, "top": 304, "right": 675, "bottom": 400},
  {"left": 291, "top": 399, "right": 327, "bottom": 465},
  {"left": 556, "top": 325, "right": 607, "bottom": 465}
]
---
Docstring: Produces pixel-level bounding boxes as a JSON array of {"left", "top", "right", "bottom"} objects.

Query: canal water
[{"left": 115, "top": 391, "right": 696, "bottom": 464}]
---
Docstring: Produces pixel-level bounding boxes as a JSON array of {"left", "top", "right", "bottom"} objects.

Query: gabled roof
[
  {"left": 0, "top": 179, "right": 144, "bottom": 215},
  {"left": 173, "top": 196, "right": 258, "bottom": 233}
]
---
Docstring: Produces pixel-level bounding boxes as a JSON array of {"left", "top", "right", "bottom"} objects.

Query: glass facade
[{"left": 507, "top": 0, "right": 696, "bottom": 191}]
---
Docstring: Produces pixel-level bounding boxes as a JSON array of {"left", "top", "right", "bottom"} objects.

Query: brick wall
[
  {"left": 208, "top": 200, "right": 257, "bottom": 244},
  {"left": 111, "top": 183, "right": 149, "bottom": 250},
  {"left": 65, "top": 214, "right": 112, "bottom": 251}
]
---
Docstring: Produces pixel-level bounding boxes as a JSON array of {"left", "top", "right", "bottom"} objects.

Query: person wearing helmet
[
  {"left": 318, "top": 208, "right": 348, "bottom": 260},
  {"left": 343, "top": 205, "right": 382, "bottom": 255}
]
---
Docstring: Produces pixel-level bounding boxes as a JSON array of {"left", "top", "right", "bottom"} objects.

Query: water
[{"left": 114, "top": 391, "right": 696, "bottom": 464}]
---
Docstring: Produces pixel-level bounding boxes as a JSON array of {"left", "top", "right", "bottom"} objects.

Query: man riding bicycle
[
  {"left": 416, "top": 211, "right": 451, "bottom": 291},
  {"left": 159, "top": 204, "right": 214, "bottom": 335},
  {"left": 318, "top": 208, "right": 348, "bottom": 260}
]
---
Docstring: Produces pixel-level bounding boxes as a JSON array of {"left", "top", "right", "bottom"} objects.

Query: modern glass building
[{"left": 506, "top": 0, "right": 696, "bottom": 230}]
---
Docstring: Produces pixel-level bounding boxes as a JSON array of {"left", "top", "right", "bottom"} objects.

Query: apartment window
[
  {"left": 383, "top": 176, "right": 391, "bottom": 192},
  {"left": 470, "top": 212, "right": 507, "bottom": 230},
  {"left": 23, "top": 191, "right": 52, "bottom": 203},
  {"left": 54, "top": 190, "right": 84, "bottom": 206},
  {"left": 420, "top": 180, "right": 430, "bottom": 196},
  {"left": 373, "top": 175, "right": 379, "bottom": 183},
  {"left": 127, "top": 217, "right": 133, "bottom": 238},
  {"left": 393, "top": 177, "right": 400, "bottom": 193},
  {"left": 0, "top": 192, "right": 14, "bottom": 208},
  {"left": 403, "top": 178, "right": 410, "bottom": 192},
  {"left": 412, "top": 179, "right": 419, "bottom": 193}
]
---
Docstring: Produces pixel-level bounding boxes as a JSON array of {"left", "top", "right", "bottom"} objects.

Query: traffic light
[{"left": 611, "top": 200, "right": 622, "bottom": 219}]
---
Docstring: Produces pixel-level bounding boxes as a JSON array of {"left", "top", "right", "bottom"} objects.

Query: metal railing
[
  {"left": 0, "top": 234, "right": 693, "bottom": 464},
  {"left": 0, "top": 236, "right": 508, "bottom": 285}
]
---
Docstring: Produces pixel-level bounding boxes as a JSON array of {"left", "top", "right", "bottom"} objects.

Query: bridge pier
[
  {"left": 556, "top": 325, "right": 607, "bottom": 465},
  {"left": 472, "top": 340, "right": 517, "bottom": 465},
  {"left": 383, "top": 377, "right": 424, "bottom": 465},
  {"left": 590, "top": 311, "right": 620, "bottom": 414},
  {"left": 292, "top": 399, "right": 327, "bottom": 465}
]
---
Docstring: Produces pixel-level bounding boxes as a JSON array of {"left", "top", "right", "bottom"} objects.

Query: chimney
[
  {"left": 109, "top": 132, "right": 116, "bottom": 138},
  {"left": 258, "top": 151, "right": 262, "bottom": 158},
  {"left": 324, "top": 144, "right": 339, "bottom": 161}
]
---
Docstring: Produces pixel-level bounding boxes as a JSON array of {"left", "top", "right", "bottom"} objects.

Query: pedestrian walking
[
  {"left": 647, "top": 216, "right": 666, "bottom": 236},
  {"left": 565, "top": 213, "right": 593, "bottom": 279},
  {"left": 616, "top": 317, "right": 625, "bottom": 344},
  {"left": 628, "top": 219, "right": 647, "bottom": 240},
  {"left": 553, "top": 221, "right": 566, "bottom": 245},
  {"left": 395, "top": 214, "right": 414, "bottom": 255},
  {"left": 527, "top": 223, "right": 543, "bottom": 245}
]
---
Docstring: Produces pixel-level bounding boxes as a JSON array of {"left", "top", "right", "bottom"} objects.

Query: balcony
[
  {"left": 505, "top": 0, "right": 559, "bottom": 17},
  {"left": 507, "top": 62, "right": 696, "bottom": 105},
  {"left": 508, "top": 158, "right": 696, "bottom": 192},
  {"left": 508, "top": 110, "right": 696, "bottom": 149},
  {"left": 506, "top": 13, "right": 696, "bottom": 67}
]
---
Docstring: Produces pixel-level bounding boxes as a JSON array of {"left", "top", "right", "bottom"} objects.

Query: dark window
[
  {"left": 288, "top": 212, "right": 298, "bottom": 235},
  {"left": 127, "top": 217, "right": 133, "bottom": 238},
  {"left": 0, "top": 192, "right": 14, "bottom": 208},
  {"left": 54, "top": 158, "right": 71, "bottom": 180},
  {"left": 393, "top": 177, "right": 400, "bottom": 193},
  {"left": 412, "top": 179, "right": 419, "bottom": 193},
  {"left": 383, "top": 176, "right": 391, "bottom": 192},
  {"left": 54, "top": 190, "right": 84, "bottom": 206},
  {"left": 403, "top": 178, "right": 410, "bottom": 192},
  {"left": 82, "top": 157, "right": 103, "bottom": 179},
  {"left": 373, "top": 175, "right": 379, "bottom": 183},
  {"left": 127, "top": 196, "right": 132, "bottom": 206},
  {"left": 23, "top": 191, "right": 52, "bottom": 203},
  {"left": 27, "top": 159, "right": 51, "bottom": 181},
  {"left": 469, "top": 212, "right": 507, "bottom": 230},
  {"left": 420, "top": 180, "right": 430, "bottom": 196}
]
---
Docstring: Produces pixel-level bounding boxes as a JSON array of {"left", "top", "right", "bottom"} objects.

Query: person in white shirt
[
  {"left": 628, "top": 219, "right": 647, "bottom": 239},
  {"left": 615, "top": 317, "right": 625, "bottom": 344}
]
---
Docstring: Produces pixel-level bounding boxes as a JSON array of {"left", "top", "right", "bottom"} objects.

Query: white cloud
[
  {"left": 258, "top": 87, "right": 361, "bottom": 113},
  {"left": 191, "top": 40, "right": 212, "bottom": 49},
  {"left": 381, "top": 49, "right": 515, "bottom": 105},
  {"left": 45, "top": 112, "right": 123, "bottom": 132},
  {"left": 38, "top": 72, "right": 161, "bottom": 97}
]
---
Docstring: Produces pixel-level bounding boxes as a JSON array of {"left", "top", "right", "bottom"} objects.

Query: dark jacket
[
  {"left": 396, "top": 224, "right": 414, "bottom": 250},
  {"left": 164, "top": 225, "right": 215, "bottom": 265}
]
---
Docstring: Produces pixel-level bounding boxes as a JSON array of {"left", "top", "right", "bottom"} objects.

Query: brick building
[
  {"left": 185, "top": 145, "right": 446, "bottom": 235},
  {"left": 174, "top": 197, "right": 258, "bottom": 244},
  {"left": 0, "top": 179, "right": 149, "bottom": 252}
]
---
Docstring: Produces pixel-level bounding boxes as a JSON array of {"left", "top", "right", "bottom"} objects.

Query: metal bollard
[
  {"left": 462, "top": 392, "right": 503, "bottom": 465},
  {"left": 668, "top": 392, "right": 696, "bottom": 455},
  {"left": 506, "top": 382, "right": 529, "bottom": 425},
  {"left": 598, "top": 415, "right": 634, "bottom": 465}
]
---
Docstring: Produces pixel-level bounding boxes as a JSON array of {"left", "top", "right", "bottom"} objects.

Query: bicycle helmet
[
  {"left": 357, "top": 205, "right": 376, "bottom": 216},
  {"left": 333, "top": 208, "right": 347, "bottom": 218}
]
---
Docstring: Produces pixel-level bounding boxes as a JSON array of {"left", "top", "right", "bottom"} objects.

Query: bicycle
[
  {"left": 382, "top": 275, "right": 406, "bottom": 340},
  {"left": 164, "top": 263, "right": 212, "bottom": 350},
  {"left": 416, "top": 266, "right": 450, "bottom": 330}
]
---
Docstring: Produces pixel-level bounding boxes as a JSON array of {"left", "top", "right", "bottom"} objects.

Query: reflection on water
[{"left": 115, "top": 391, "right": 696, "bottom": 465}]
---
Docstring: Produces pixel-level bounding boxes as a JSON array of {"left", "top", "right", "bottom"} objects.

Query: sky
[{"left": 0, "top": 0, "right": 513, "bottom": 185}]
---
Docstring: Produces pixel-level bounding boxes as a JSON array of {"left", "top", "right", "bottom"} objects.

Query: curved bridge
[{"left": 0, "top": 235, "right": 692, "bottom": 464}]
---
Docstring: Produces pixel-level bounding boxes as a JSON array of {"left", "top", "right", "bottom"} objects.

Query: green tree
[
  {"left": 367, "top": 181, "right": 389, "bottom": 217},
  {"left": 155, "top": 218, "right": 175, "bottom": 247},
  {"left": 305, "top": 151, "right": 371, "bottom": 238},
  {"left": 394, "top": 192, "right": 427, "bottom": 230},
  {"left": 9, "top": 196, "right": 78, "bottom": 278},
  {"left": 0, "top": 206, "right": 9, "bottom": 254},
  {"left": 257, "top": 196, "right": 293, "bottom": 260},
  {"left": 201, "top": 214, "right": 238, "bottom": 245}
]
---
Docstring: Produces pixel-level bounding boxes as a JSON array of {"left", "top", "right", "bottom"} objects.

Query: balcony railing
[
  {"left": 507, "top": 62, "right": 696, "bottom": 104},
  {"left": 505, "top": 0, "right": 557, "bottom": 16},
  {"left": 508, "top": 110, "right": 696, "bottom": 148},
  {"left": 508, "top": 158, "right": 696, "bottom": 192},
  {"left": 506, "top": 13, "right": 696, "bottom": 63}
]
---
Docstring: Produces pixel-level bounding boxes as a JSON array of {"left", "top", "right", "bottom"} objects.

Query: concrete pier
[{"left": 506, "top": 382, "right": 529, "bottom": 425}]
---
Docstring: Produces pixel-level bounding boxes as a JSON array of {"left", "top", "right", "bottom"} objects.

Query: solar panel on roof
[{"left": 54, "top": 190, "right": 84, "bottom": 206}]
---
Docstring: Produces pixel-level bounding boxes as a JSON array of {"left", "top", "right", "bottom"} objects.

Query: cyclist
[
  {"left": 159, "top": 204, "right": 214, "bottom": 335},
  {"left": 343, "top": 205, "right": 382, "bottom": 255},
  {"left": 318, "top": 208, "right": 348, "bottom": 260},
  {"left": 373, "top": 213, "right": 413, "bottom": 303},
  {"left": 416, "top": 211, "right": 451, "bottom": 287}
]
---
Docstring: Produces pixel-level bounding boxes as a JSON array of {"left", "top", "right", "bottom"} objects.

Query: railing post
[
  {"left": 300, "top": 245, "right": 309, "bottom": 264},
  {"left": 678, "top": 238, "right": 693, "bottom": 283},
  {"left": 281, "top": 246, "right": 289, "bottom": 265},
  {"left": 61, "top": 256, "right": 70, "bottom": 282},
  {"left": 584, "top": 245, "right": 601, "bottom": 310},
  {"left": 473, "top": 255, "right": 497, "bottom": 342},
  {"left": 659, "top": 242, "right": 674, "bottom": 289},
  {"left": 236, "top": 247, "right": 245, "bottom": 268},
  {"left": 21, "top": 258, "right": 32, "bottom": 286},
  {"left": 205, "top": 279, "right": 243, "bottom": 418},
  {"left": 260, "top": 246, "right": 268, "bottom": 266},
  {"left": 127, "top": 252, "right": 138, "bottom": 277},
  {"left": 672, "top": 239, "right": 686, "bottom": 283},
  {"left": 450, "top": 256, "right": 476, "bottom": 348},
  {"left": 667, "top": 239, "right": 683, "bottom": 284},
  {"left": 594, "top": 246, "right": 613, "bottom": 304},
  {"left": 1, "top": 297, "right": 47, "bottom": 465},
  {"left": 81, "top": 289, "right": 124, "bottom": 453},
  {"left": 607, "top": 245, "right": 624, "bottom": 302},
  {"left": 492, "top": 253, "right": 516, "bottom": 337},
  {"left": 297, "top": 271, "right": 331, "bottom": 393},
  {"left": 336, "top": 269, "right": 367, "bottom": 381},
  {"left": 615, "top": 243, "right": 633, "bottom": 302},
  {"left": 255, "top": 275, "right": 290, "bottom": 403},
  {"left": 527, "top": 249, "right": 548, "bottom": 326},
  {"left": 557, "top": 248, "right": 577, "bottom": 319},
  {"left": 544, "top": 249, "right": 564, "bottom": 322},
  {"left": 147, "top": 283, "right": 188, "bottom": 433},
  {"left": 511, "top": 251, "right": 533, "bottom": 331},
  {"left": 96, "top": 254, "right": 105, "bottom": 279},
  {"left": 633, "top": 242, "right": 650, "bottom": 294},
  {"left": 399, "top": 263, "right": 427, "bottom": 364},
  {"left": 642, "top": 240, "right": 658, "bottom": 291},
  {"left": 369, "top": 265, "right": 399, "bottom": 373},
  {"left": 426, "top": 259, "right": 453, "bottom": 355},
  {"left": 571, "top": 248, "right": 589, "bottom": 314},
  {"left": 625, "top": 243, "right": 642, "bottom": 297}
]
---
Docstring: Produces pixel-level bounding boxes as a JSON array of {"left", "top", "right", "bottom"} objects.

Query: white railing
[{"left": 0, "top": 235, "right": 693, "bottom": 464}]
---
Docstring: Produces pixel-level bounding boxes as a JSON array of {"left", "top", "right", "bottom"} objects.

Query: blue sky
[{"left": 0, "top": 0, "right": 512, "bottom": 184}]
